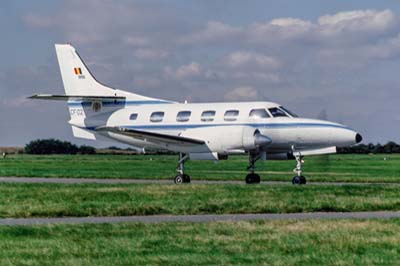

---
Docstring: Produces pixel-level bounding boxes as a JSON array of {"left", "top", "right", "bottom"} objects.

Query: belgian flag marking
[{"left": 74, "top": 67, "right": 82, "bottom": 75}]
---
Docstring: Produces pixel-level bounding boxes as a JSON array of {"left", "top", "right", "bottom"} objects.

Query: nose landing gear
[{"left": 292, "top": 154, "right": 306, "bottom": 185}]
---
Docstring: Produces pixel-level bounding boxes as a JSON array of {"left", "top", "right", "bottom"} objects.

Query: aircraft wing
[
  {"left": 96, "top": 126, "right": 206, "bottom": 146},
  {"left": 29, "top": 94, "right": 125, "bottom": 101},
  {"left": 294, "top": 146, "right": 337, "bottom": 156}
]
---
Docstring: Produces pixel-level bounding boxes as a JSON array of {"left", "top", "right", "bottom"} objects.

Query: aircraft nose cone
[{"left": 355, "top": 133, "right": 363, "bottom": 144}]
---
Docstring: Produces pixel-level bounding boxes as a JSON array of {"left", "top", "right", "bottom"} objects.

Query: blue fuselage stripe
[{"left": 88, "top": 123, "right": 353, "bottom": 131}]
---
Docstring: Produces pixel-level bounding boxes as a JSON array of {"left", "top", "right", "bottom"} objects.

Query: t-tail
[{"left": 29, "top": 44, "right": 172, "bottom": 140}]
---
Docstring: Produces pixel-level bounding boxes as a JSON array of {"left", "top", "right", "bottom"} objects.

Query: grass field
[
  {"left": 0, "top": 153, "right": 399, "bottom": 265},
  {"left": 1, "top": 219, "right": 400, "bottom": 265},
  {"left": 1, "top": 183, "right": 400, "bottom": 218},
  {"left": 0, "top": 153, "right": 399, "bottom": 183}
]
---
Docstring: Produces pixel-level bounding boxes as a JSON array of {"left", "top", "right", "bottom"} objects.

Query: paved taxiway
[
  {"left": 0, "top": 212, "right": 400, "bottom": 225},
  {"left": 0, "top": 177, "right": 399, "bottom": 186}
]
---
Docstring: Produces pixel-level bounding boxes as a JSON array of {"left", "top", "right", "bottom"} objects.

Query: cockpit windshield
[
  {"left": 268, "top": 107, "right": 288, "bottom": 117},
  {"left": 279, "top": 106, "right": 298, "bottom": 117}
]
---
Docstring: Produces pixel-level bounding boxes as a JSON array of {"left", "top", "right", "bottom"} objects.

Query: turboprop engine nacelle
[
  {"left": 181, "top": 125, "right": 272, "bottom": 154},
  {"left": 242, "top": 127, "right": 272, "bottom": 150}
]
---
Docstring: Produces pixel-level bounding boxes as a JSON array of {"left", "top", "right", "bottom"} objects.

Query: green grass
[
  {"left": 1, "top": 183, "right": 400, "bottom": 218},
  {"left": 0, "top": 155, "right": 398, "bottom": 265},
  {"left": 1, "top": 219, "right": 400, "bottom": 265},
  {"left": 0, "top": 153, "right": 399, "bottom": 183}
]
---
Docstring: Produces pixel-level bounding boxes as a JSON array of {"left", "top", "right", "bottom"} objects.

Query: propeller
[{"left": 254, "top": 130, "right": 272, "bottom": 147}]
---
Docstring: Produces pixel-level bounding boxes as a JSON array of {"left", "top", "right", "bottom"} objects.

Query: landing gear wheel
[
  {"left": 245, "top": 173, "right": 261, "bottom": 184},
  {"left": 182, "top": 174, "right": 191, "bottom": 183},
  {"left": 175, "top": 153, "right": 191, "bottom": 185},
  {"left": 174, "top": 174, "right": 190, "bottom": 184},
  {"left": 292, "top": 175, "right": 306, "bottom": 185},
  {"left": 174, "top": 175, "right": 184, "bottom": 184},
  {"left": 292, "top": 176, "right": 300, "bottom": 185}
]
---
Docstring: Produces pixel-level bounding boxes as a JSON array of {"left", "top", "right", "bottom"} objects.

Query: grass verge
[
  {"left": 1, "top": 219, "right": 400, "bottom": 265},
  {"left": 1, "top": 183, "right": 400, "bottom": 218}
]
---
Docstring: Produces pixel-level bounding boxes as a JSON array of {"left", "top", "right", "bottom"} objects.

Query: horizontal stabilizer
[
  {"left": 29, "top": 94, "right": 126, "bottom": 101},
  {"left": 96, "top": 126, "right": 205, "bottom": 146},
  {"left": 72, "top": 126, "right": 96, "bottom": 140}
]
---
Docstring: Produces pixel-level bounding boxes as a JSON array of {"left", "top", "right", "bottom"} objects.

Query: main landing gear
[
  {"left": 245, "top": 152, "right": 261, "bottom": 184},
  {"left": 174, "top": 153, "right": 191, "bottom": 184},
  {"left": 292, "top": 155, "right": 306, "bottom": 185},
  {"left": 173, "top": 150, "right": 307, "bottom": 185}
]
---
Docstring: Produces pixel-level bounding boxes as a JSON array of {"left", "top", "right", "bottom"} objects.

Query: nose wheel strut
[{"left": 292, "top": 154, "right": 306, "bottom": 185}]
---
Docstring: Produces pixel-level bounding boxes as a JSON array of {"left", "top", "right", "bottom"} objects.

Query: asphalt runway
[
  {"left": 0, "top": 177, "right": 399, "bottom": 186},
  {"left": 1, "top": 212, "right": 400, "bottom": 225}
]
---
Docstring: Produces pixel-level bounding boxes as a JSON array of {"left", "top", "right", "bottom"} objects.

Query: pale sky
[{"left": 1, "top": 0, "right": 400, "bottom": 146}]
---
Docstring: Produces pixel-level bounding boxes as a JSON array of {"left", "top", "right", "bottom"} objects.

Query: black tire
[
  {"left": 300, "top": 176, "right": 306, "bottom": 185},
  {"left": 245, "top": 173, "right": 253, "bottom": 184},
  {"left": 292, "top": 176, "right": 301, "bottom": 185},
  {"left": 245, "top": 173, "right": 260, "bottom": 184},
  {"left": 174, "top": 175, "right": 184, "bottom": 184},
  {"left": 183, "top": 174, "right": 191, "bottom": 183}
]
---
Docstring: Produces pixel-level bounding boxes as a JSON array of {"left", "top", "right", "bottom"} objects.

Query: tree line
[
  {"left": 23, "top": 139, "right": 400, "bottom": 155},
  {"left": 25, "top": 139, "right": 95, "bottom": 154},
  {"left": 337, "top": 142, "right": 400, "bottom": 154}
]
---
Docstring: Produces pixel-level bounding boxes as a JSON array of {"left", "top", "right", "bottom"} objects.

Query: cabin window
[
  {"left": 249, "top": 108, "right": 270, "bottom": 119},
  {"left": 176, "top": 111, "right": 191, "bottom": 122},
  {"left": 268, "top": 107, "right": 288, "bottom": 117},
  {"left": 150, "top": 111, "right": 165, "bottom": 122},
  {"left": 201, "top": 110, "right": 216, "bottom": 122},
  {"left": 280, "top": 106, "right": 298, "bottom": 117},
  {"left": 129, "top": 113, "right": 138, "bottom": 121},
  {"left": 224, "top": 110, "right": 239, "bottom": 121}
]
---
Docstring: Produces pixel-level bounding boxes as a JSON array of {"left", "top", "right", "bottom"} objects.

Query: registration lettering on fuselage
[{"left": 69, "top": 108, "right": 84, "bottom": 117}]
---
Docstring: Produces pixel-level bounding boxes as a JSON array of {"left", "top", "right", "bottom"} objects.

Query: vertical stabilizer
[
  {"left": 53, "top": 44, "right": 171, "bottom": 140},
  {"left": 55, "top": 44, "right": 166, "bottom": 102},
  {"left": 55, "top": 44, "right": 117, "bottom": 96},
  {"left": 30, "top": 44, "right": 173, "bottom": 140}
]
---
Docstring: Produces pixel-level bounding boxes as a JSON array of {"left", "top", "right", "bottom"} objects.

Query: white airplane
[{"left": 30, "top": 44, "right": 362, "bottom": 185}]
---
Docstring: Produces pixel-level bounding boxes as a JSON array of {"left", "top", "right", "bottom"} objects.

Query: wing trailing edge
[{"left": 96, "top": 126, "right": 206, "bottom": 146}]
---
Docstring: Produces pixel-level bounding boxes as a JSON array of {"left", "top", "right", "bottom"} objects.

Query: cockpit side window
[
  {"left": 268, "top": 107, "right": 288, "bottom": 117},
  {"left": 280, "top": 106, "right": 298, "bottom": 117},
  {"left": 249, "top": 108, "right": 270, "bottom": 119}
]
